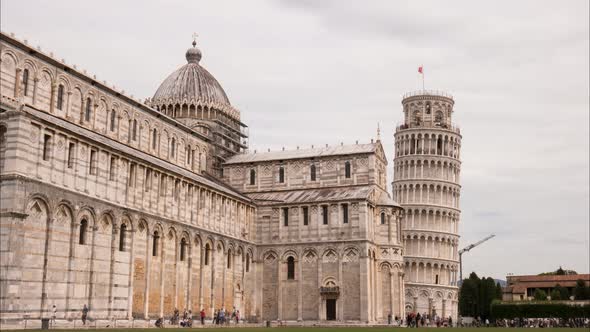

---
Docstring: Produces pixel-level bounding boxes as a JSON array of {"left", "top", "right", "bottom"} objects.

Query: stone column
[
  {"left": 209, "top": 244, "right": 216, "bottom": 318},
  {"left": 144, "top": 233, "right": 152, "bottom": 319},
  {"left": 338, "top": 254, "right": 343, "bottom": 321},
  {"left": 297, "top": 257, "right": 302, "bottom": 321},
  {"left": 49, "top": 83, "right": 56, "bottom": 113},
  {"left": 198, "top": 245, "right": 205, "bottom": 311},
  {"left": 107, "top": 225, "right": 118, "bottom": 318},
  {"left": 398, "top": 272, "right": 405, "bottom": 318},
  {"left": 277, "top": 258, "right": 283, "bottom": 320},
  {"left": 14, "top": 68, "right": 21, "bottom": 97},
  {"left": 413, "top": 296, "right": 417, "bottom": 314},
  {"left": 442, "top": 299, "right": 447, "bottom": 319},
  {"left": 186, "top": 244, "right": 193, "bottom": 311},
  {"left": 159, "top": 236, "right": 165, "bottom": 318},
  {"left": 389, "top": 271, "right": 394, "bottom": 318},
  {"left": 318, "top": 254, "right": 323, "bottom": 320},
  {"left": 127, "top": 229, "right": 135, "bottom": 320},
  {"left": 32, "top": 77, "right": 39, "bottom": 105}
]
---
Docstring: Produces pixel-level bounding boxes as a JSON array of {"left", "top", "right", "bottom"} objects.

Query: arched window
[
  {"left": 56, "top": 84, "right": 64, "bottom": 110},
  {"left": 437, "top": 137, "right": 443, "bottom": 155},
  {"left": 152, "top": 231, "right": 159, "bottom": 256},
  {"left": 246, "top": 253, "right": 250, "bottom": 272},
  {"left": 380, "top": 212, "right": 386, "bottom": 225},
  {"left": 22, "top": 69, "right": 29, "bottom": 96},
  {"left": 287, "top": 256, "right": 295, "bottom": 280},
  {"left": 132, "top": 120, "right": 138, "bottom": 141},
  {"left": 180, "top": 238, "right": 187, "bottom": 261},
  {"left": 278, "top": 166, "right": 285, "bottom": 183},
  {"left": 344, "top": 161, "right": 351, "bottom": 178},
  {"left": 170, "top": 138, "right": 176, "bottom": 158},
  {"left": 79, "top": 219, "right": 88, "bottom": 245},
  {"left": 435, "top": 274, "right": 439, "bottom": 284},
  {"left": 204, "top": 243, "right": 211, "bottom": 265},
  {"left": 435, "top": 111, "right": 443, "bottom": 124},
  {"left": 119, "top": 223, "right": 127, "bottom": 252},
  {"left": 227, "top": 250, "right": 232, "bottom": 269},
  {"left": 110, "top": 110, "right": 116, "bottom": 132},
  {"left": 152, "top": 129, "right": 158, "bottom": 150},
  {"left": 84, "top": 98, "right": 92, "bottom": 122},
  {"left": 310, "top": 164, "right": 316, "bottom": 181},
  {"left": 249, "top": 169, "right": 256, "bottom": 185},
  {"left": 413, "top": 110, "right": 422, "bottom": 125}
]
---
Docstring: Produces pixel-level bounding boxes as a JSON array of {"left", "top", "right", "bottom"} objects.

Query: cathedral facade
[{"left": 0, "top": 32, "right": 459, "bottom": 328}]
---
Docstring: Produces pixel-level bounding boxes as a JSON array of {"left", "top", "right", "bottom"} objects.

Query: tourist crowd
[{"left": 154, "top": 307, "right": 241, "bottom": 328}]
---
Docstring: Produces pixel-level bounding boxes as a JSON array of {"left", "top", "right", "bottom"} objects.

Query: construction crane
[{"left": 458, "top": 234, "right": 495, "bottom": 284}]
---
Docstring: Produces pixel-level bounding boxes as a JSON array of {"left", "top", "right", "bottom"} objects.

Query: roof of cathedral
[
  {"left": 377, "top": 194, "right": 401, "bottom": 207},
  {"left": 151, "top": 40, "right": 232, "bottom": 109},
  {"left": 246, "top": 186, "right": 374, "bottom": 205},
  {"left": 24, "top": 105, "right": 252, "bottom": 203},
  {"left": 224, "top": 143, "right": 379, "bottom": 164}
]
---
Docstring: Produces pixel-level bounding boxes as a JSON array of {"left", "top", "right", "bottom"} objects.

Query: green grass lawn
[{"left": 4, "top": 328, "right": 589, "bottom": 332}]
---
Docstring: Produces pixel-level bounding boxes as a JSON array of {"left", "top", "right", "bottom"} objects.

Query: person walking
[
  {"left": 200, "top": 308, "right": 206, "bottom": 325},
  {"left": 388, "top": 312, "right": 392, "bottom": 325},
  {"left": 81, "top": 304, "right": 89, "bottom": 325},
  {"left": 51, "top": 305, "right": 57, "bottom": 327}
]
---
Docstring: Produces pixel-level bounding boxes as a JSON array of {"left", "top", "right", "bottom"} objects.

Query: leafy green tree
[
  {"left": 495, "top": 283, "right": 503, "bottom": 300},
  {"left": 459, "top": 277, "right": 479, "bottom": 316},
  {"left": 554, "top": 284, "right": 569, "bottom": 300},
  {"left": 574, "top": 279, "right": 590, "bottom": 300},
  {"left": 534, "top": 289, "right": 547, "bottom": 301},
  {"left": 550, "top": 288, "right": 561, "bottom": 300}
]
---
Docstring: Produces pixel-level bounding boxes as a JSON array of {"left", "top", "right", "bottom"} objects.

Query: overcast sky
[{"left": 2, "top": 0, "right": 588, "bottom": 280}]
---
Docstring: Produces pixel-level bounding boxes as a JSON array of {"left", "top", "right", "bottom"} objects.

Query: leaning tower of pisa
[{"left": 392, "top": 90, "right": 462, "bottom": 321}]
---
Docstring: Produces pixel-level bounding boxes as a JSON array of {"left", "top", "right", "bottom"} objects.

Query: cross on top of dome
[{"left": 186, "top": 32, "right": 202, "bottom": 64}]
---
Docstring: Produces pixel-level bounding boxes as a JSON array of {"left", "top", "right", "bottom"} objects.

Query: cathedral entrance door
[{"left": 326, "top": 299, "right": 336, "bottom": 320}]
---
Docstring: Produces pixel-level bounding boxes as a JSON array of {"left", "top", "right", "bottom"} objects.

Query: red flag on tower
[{"left": 418, "top": 66, "right": 423, "bottom": 74}]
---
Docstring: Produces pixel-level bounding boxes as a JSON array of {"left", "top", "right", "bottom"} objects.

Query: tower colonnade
[{"left": 393, "top": 91, "right": 462, "bottom": 320}]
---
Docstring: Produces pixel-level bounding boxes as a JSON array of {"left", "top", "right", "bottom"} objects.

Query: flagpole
[{"left": 421, "top": 64, "right": 425, "bottom": 94}]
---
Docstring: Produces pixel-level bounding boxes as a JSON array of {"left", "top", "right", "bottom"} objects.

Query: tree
[
  {"left": 550, "top": 289, "right": 561, "bottom": 300},
  {"left": 495, "top": 283, "right": 503, "bottom": 300},
  {"left": 534, "top": 289, "right": 547, "bottom": 301},
  {"left": 554, "top": 284, "right": 569, "bottom": 300},
  {"left": 459, "top": 273, "right": 502, "bottom": 319},
  {"left": 459, "top": 277, "right": 479, "bottom": 316},
  {"left": 574, "top": 279, "right": 590, "bottom": 300}
]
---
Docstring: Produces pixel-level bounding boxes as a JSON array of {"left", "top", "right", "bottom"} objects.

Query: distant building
[{"left": 503, "top": 274, "right": 590, "bottom": 301}]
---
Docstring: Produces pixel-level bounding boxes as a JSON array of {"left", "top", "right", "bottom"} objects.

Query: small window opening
[
  {"left": 342, "top": 204, "right": 349, "bottom": 224},
  {"left": 79, "top": 219, "right": 88, "bottom": 245},
  {"left": 119, "top": 224, "right": 127, "bottom": 252},
  {"left": 344, "top": 161, "right": 351, "bottom": 178},
  {"left": 322, "top": 206, "right": 329, "bottom": 225},
  {"left": 204, "top": 243, "right": 211, "bottom": 265},
  {"left": 180, "top": 238, "right": 187, "bottom": 261},
  {"left": 67, "top": 142, "right": 75, "bottom": 168},
  {"left": 279, "top": 166, "right": 285, "bottom": 183},
  {"left": 42, "top": 134, "right": 52, "bottom": 161},
  {"left": 287, "top": 256, "right": 295, "bottom": 280},
  {"left": 152, "top": 231, "right": 160, "bottom": 256},
  {"left": 57, "top": 84, "right": 64, "bottom": 110},
  {"left": 303, "top": 207, "right": 309, "bottom": 226},
  {"left": 283, "top": 207, "right": 289, "bottom": 226},
  {"left": 249, "top": 169, "right": 256, "bottom": 185}
]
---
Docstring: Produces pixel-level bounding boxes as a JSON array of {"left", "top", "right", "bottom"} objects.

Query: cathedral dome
[{"left": 152, "top": 41, "right": 232, "bottom": 109}]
